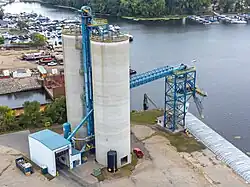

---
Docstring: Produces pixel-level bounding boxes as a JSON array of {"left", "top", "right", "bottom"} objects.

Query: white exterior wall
[
  {"left": 28, "top": 137, "right": 56, "bottom": 176},
  {"left": 62, "top": 34, "right": 86, "bottom": 138},
  {"left": 91, "top": 39, "right": 131, "bottom": 167},
  {"left": 69, "top": 153, "right": 81, "bottom": 169}
]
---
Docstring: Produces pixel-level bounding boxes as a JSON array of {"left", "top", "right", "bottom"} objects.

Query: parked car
[
  {"left": 47, "top": 61, "right": 57, "bottom": 66},
  {"left": 133, "top": 148, "right": 144, "bottom": 158}
]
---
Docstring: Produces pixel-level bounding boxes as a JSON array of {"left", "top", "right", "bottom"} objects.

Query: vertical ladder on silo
[
  {"left": 75, "top": 25, "right": 85, "bottom": 108},
  {"left": 75, "top": 25, "right": 81, "bottom": 50}
]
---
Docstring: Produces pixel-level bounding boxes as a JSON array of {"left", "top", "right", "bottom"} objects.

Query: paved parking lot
[{"left": 0, "top": 130, "right": 30, "bottom": 156}]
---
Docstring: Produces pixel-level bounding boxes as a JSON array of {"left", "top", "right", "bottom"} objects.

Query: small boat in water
[
  {"left": 130, "top": 68, "right": 136, "bottom": 75},
  {"left": 124, "top": 34, "right": 133, "bottom": 42},
  {"left": 230, "top": 19, "right": 247, "bottom": 24}
]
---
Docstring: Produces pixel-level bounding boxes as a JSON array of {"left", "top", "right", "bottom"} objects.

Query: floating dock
[{"left": 186, "top": 113, "right": 250, "bottom": 183}]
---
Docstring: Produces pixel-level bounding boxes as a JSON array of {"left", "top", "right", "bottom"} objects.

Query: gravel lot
[
  {"left": 0, "top": 125, "right": 248, "bottom": 187},
  {"left": 0, "top": 49, "right": 38, "bottom": 70}
]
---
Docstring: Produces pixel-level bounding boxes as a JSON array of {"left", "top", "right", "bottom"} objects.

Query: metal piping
[
  {"left": 81, "top": 8, "right": 94, "bottom": 136},
  {"left": 67, "top": 109, "right": 93, "bottom": 141}
]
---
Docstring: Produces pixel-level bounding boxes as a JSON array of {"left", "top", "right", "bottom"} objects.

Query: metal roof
[
  {"left": 16, "top": 68, "right": 26, "bottom": 73},
  {"left": 186, "top": 113, "right": 250, "bottom": 184},
  {"left": 29, "top": 129, "right": 71, "bottom": 151},
  {"left": 37, "top": 65, "right": 47, "bottom": 74}
]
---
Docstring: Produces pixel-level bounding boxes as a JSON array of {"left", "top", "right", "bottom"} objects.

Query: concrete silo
[
  {"left": 62, "top": 33, "right": 87, "bottom": 138},
  {"left": 91, "top": 37, "right": 131, "bottom": 167}
]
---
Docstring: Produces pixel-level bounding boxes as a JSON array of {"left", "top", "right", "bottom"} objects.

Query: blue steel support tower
[
  {"left": 80, "top": 7, "right": 94, "bottom": 136},
  {"left": 164, "top": 67, "right": 196, "bottom": 131}
]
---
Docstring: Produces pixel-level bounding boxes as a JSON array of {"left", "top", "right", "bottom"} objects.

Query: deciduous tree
[
  {"left": 44, "top": 96, "right": 67, "bottom": 124},
  {"left": 19, "top": 101, "right": 43, "bottom": 128},
  {"left": 0, "top": 106, "right": 18, "bottom": 132}
]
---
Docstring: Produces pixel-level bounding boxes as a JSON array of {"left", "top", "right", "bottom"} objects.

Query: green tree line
[
  {"left": 44, "top": 0, "right": 250, "bottom": 17},
  {"left": 0, "top": 96, "right": 67, "bottom": 133}
]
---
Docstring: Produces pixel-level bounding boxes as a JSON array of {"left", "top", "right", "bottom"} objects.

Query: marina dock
[{"left": 187, "top": 12, "right": 249, "bottom": 25}]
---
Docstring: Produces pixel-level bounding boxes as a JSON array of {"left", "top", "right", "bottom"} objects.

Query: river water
[
  {"left": 3, "top": 2, "right": 250, "bottom": 153},
  {"left": 0, "top": 89, "right": 51, "bottom": 108}
]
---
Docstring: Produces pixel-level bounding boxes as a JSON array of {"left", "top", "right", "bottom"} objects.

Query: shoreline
[
  {"left": 7, "top": 0, "right": 188, "bottom": 22},
  {"left": 121, "top": 15, "right": 187, "bottom": 21},
  {"left": 19, "top": 0, "right": 78, "bottom": 11}
]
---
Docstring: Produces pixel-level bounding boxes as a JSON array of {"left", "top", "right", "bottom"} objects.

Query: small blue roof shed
[{"left": 29, "top": 129, "right": 71, "bottom": 151}]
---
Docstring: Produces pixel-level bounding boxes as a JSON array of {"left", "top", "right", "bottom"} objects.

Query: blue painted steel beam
[
  {"left": 163, "top": 69, "right": 196, "bottom": 131},
  {"left": 67, "top": 109, "right": 93, "bottom": 141},
  {"left": 81, "top": 9, "right": 94, "bottom": 136},
  {"left": 130, "top": 64, "right": 186, "bottom": 89}
]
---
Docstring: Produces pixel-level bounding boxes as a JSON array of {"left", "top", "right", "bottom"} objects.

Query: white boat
[
  {"left": 231, "top": 19, "right": 247, "bottom": 24},
  {"left": 124, "top": 33, "right": 133, "bottom": 42},
  {"left": 1, "top": 33, "right": 9, "bottom": 39},
  {"left": 114, "top": 25, "right": 120, "bottom": 30},
  {"left": 203, "top": 21, "right": 211, "bottom": 25}
]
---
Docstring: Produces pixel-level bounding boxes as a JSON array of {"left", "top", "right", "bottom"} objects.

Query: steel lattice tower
[{"left": 164, "top": 67, "right": 196, "bottom": 131}]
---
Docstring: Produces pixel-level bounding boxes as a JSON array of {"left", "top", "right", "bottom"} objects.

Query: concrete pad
[
  {"left": 100, "top": 177, "right": 135, "bottom": 187},
  {"left": 131, "top": 125, "right": 155, "bottom": 140},
  {"left": 70, "top": 157, "right": 100, "bottom": 185},
  {"left": 181, "top": 149, "right": 248, "bottom": 186}
]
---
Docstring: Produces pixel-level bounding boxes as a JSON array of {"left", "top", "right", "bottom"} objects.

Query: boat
[
  {"left": 130, "top": 68, "right": 136, "bottom": 75},
  {"left": 124, "top": 34, "right": 133, "bottom": 42},
  {"left": 114, "top": 25, "right": 120, "bottom": 30},
  {"left": 230, "top": 19, "right": 247, "bottom": 24}
]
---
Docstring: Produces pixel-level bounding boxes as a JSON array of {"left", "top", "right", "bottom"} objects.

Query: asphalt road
[{"left": 0, "top": 130, "right": 30, "bottom": 156}]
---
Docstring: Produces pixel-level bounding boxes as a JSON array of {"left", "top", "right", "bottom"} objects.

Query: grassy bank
[
  {"left": 131, "top": 109, "right": 205, "bottom": 153},
  {"left": 131, "top": 109, "right": 164, "bottom": 125},
  {"left": 122, "top": 15, "right": 187, "bottom": 21},
  {"left": 154, "top": 127, "right": 206, "bottom": 153}
]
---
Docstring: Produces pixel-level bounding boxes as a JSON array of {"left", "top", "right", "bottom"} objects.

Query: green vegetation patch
[
  {"left": 131, "top": 109, "right": 163, "bottom": 125},
  {"left": 0, "top": 96, "right": 67, "bottom": 134},
  {"left": 96, "top": 152, "right": 138, "bottom": 181},
  {"left": 130, "top": 109, "right": 204, "bottom": 153},
  {"left": 156, "top": 129, "right": 206, "bottom": 153}
]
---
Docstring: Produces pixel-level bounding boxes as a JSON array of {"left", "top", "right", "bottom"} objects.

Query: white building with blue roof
[{"left": 28, "top": 129, "right": 81, "bottom": 176}]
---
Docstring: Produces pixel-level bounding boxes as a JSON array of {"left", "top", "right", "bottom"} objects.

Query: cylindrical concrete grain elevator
[
  {"left": 62, "top": 33, "right": 87, "bottom": 138},
  {"left": 91, "top": 37, "right": 131, "bottom": 167}
]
